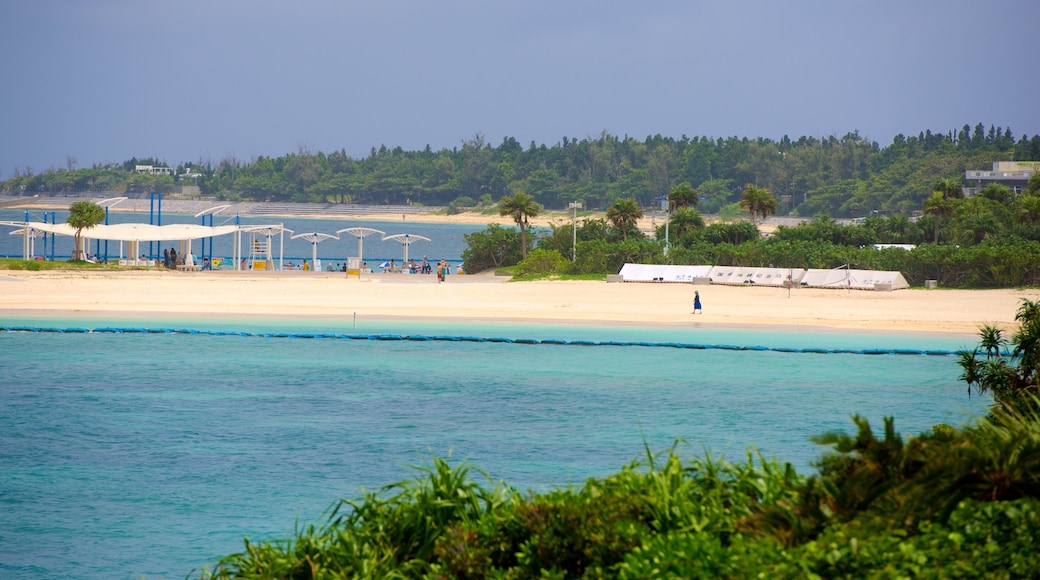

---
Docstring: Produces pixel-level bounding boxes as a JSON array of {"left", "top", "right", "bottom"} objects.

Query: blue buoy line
[{"left": 0, "top": 325, "right": 971, "bottom": 356}]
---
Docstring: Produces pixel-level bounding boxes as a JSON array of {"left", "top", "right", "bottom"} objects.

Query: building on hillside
[
  {"left": 135, "top": 165, "right": 173, "bottom": 176},
  {"left": 964, "top": 161, "right": 1036, "bottom": 196}
]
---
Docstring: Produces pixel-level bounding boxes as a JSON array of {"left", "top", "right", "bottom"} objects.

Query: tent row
[{"left": 617, "top": 263, "right": 909, "bottom": 291}]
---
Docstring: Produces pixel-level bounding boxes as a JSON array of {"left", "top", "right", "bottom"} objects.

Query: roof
[{"left": 1, "top": 221, "right": 242, "bottom": 242}]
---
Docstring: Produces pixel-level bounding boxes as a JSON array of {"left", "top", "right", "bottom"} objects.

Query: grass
[
  {"left": 0, "top": 258, "right": 158, "bottom": 271},
  {"left": 509, "top": 271, "right": 606, "bottom": 282}
]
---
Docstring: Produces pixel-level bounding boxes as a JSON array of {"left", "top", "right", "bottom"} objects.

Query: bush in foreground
[{"left": 199, "top": 406, "right": 1040, "bottom": 578}]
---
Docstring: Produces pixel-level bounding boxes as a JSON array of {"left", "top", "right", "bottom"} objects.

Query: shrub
[{"left": 513, "top": 249, "right": 570, "bottom": 277}]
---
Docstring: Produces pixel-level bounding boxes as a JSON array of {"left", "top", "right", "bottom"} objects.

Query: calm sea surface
[{"left": 0, "top": 314, "right": 989, "bottom": 579}]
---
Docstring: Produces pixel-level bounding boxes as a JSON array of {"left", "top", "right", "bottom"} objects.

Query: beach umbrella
[
  {"left": 336, "top": 227, "right": 384, "bottom": 277},
  {"left": 290, "top": 231, "right": 338, "bottom": 272},
  {"left": 382, "top": 233, "right": 431, "bottom": 266},
  {"left": 378, "top": 261, "right": 391, "bottom": 269}
]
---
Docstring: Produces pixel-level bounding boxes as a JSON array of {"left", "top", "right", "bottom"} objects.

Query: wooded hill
[{"left": 3, "top": 123, "right": 1038, "bottom": 219}]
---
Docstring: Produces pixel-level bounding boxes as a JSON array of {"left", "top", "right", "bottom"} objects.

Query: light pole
[
  {"left": 568, "top": 202, "right": 582, "bottom": 261},
  {"left": 660, "top": 195, "right": 670, "bottom": 256}
]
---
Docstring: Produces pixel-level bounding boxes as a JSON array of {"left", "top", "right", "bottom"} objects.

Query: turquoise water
[{"left": 0, "top": 316, "right": 989, "bottom": 579}]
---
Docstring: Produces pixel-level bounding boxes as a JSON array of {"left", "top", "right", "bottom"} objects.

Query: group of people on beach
[{"left": 381, "top": 256, "right": 462, "bottom": 280}]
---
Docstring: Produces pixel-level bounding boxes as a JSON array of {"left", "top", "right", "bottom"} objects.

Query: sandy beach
[{"left": 1, "top": 268, "right": 1036, "bottom": 336}]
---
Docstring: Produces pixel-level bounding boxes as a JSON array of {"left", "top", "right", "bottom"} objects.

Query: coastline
[{"left": 1, "top": 269, "right": 1035, "bottom": 337}]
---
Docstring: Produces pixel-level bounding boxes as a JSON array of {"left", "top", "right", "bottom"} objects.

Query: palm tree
[
  {"left": 668, "top": 182, "right": 699, "bottom": 211},
  {"left": 1014, "top": 194, "right": 1040, "bottom": 228},
  {"left": 933, "top": 177, "right": 964, "bottom": 200},
  {"left": 498, "top": 192, "right": 541, "bottom": 259},
  {"left": 922, "top": 191, "right": 954, "bottom": 243},
  {"left": 959, "top": 299, "right": 1040, "bottom": 410},
  {"left": 606, "top": 198, "right": 643, "bottom": 241},
  {"left": 668, "top": 207, "right": 705, "bottom": 240},
  {"left": 66, "top": 200, "right": 106, "bottom": 260},
  {"left": 738, "top": 184, "right": 777, "bottom": 225}
]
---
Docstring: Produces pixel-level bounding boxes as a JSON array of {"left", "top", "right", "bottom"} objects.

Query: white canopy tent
[
  {"left": 618, "top": 264, "right": 712, "bottom": 282},
  {"left": 0, "top": 221, "right": 282, "bottom": 269},
  {"left": 800, "top": 267, "right": 909, "bottom": 291},
  {"left": 708, "top": 266, "right": 806, "bottom": 287}
]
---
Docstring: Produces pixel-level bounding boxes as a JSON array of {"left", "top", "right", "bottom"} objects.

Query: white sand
[{"left": 1, "top": 268, "right": 1036, "bottom": 336}]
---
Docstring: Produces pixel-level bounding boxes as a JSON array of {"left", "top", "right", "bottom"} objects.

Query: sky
[{"left": 2, "top": 0, "right": 1038, "bottom": 177}]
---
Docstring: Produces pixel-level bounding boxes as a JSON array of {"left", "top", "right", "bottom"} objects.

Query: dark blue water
[
  {"left": 0, "top": 317, "right": 989, "bottom": 579},
  {"left": 0, "top": 209, "right": 487, "bottom": 265}
]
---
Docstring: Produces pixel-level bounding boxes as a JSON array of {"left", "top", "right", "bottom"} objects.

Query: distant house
[
  {"left": 135, "top": 164, "right": 173, "bottom": 176},
  {"left": 964, "top": 161, "right": 1037, "bottom": 196}
]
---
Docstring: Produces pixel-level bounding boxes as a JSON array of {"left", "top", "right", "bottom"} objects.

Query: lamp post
[
  {"left": 661, "top": 195, "right": 670, "bottom": 256},
  {"left": 568, "top": 202, "right": 582, "bottom": 261}
]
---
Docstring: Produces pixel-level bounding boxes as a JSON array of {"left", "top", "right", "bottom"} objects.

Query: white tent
[
  {"left": 618, "top": 263, "right": 712, "bottom": 282},
  {"left": 708, "top": 266, "right": 805, "bottom": 287},
  {"left": 14, "top": 222, "right": 241, "bottom": 241},
  {"left": 1, "top": 221, "right": 248, "bottom": 266},
  {"left": 800, "top": 268, "right": 909, "bottom": 291}
]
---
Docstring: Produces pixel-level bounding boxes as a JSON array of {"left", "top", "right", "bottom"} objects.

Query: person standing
[{"left": 693, "top": 290, "right": 702, "bottom": 314}]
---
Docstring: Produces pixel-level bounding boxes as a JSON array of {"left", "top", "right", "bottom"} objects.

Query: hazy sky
[{"left": 2, "top": 0, "right": 1038, "bottom": 177}]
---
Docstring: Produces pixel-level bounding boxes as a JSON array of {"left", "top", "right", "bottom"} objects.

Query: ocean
[{"left": 0, "top": 314, "right": 990, "bottom": 579}]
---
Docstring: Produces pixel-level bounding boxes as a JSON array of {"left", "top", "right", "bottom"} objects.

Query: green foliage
[
  {"left": 960, "top": 299, "right": 1040, "bottom": 412},
  {"left": 739, "top": 183, "right": 778, "bottom": 223},
  {"left": 200, "top": 406, "right": 1040, "bottom": 579},
  {"left": 605, "top": 198, "right": 644, "bottom": 241},
  {"left": 2, "top": 124, "right": 1032, "bottom": 216},
  {"left": 66, "top": 200, "right": 106, "bottom": 260},
  {"left": 512, "top": 248, "right": 570, "bottom": 278},
  {"left": 460, "top": 224, "right": 524, "bottom": 273},
  {"left": 499, "top": 192, "right": 541, "bottom": 259}
]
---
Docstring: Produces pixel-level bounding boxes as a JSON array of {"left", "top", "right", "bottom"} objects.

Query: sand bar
[{"left": 1, "top": 269, "right": 1036, "bottom": 336}]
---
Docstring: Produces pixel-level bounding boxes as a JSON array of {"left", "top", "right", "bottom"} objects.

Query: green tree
[
  {"left": 461, "top": 224, "right": 523, "bottom": 272},
  {"left": 959, "top": 299, "right": 1040, "bottom": 411},
  {"left": 922, "top": 191, "right": 955, "bottom": 243},
  {"left": 666, "top": 207, "right": 705, "bottom": 242},
  {"left": 933, "top": 177, "right": 964, "bottom": 199},
  {"left": 667, "top": 182, "right": 699, "bottom": 211},
  {"left": 66, "top": 200, "right": 106, "bottom": 260},
  {"left": 738, "top": 184, "right": 777, "bottom": 224},
  {"left": 498, "top": 192, "right": 541, "bottom": 259},
  {"left": 606, "top": 198, "right": 644, "bottom": 241}
]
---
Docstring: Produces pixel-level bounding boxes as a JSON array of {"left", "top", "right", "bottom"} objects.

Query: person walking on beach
[
  {"left": 693, "top": 290, "right": 702, "bottom": 314},
  {"left": 436, "top": 259, "right": 447, "bottom": 283}
]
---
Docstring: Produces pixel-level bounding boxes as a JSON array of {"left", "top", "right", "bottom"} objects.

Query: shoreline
[
  {"left": 1, "top": 269, "right": 1035, "bottom": 337},
  {"left": 1, "top": 196, "right": 786, "bottom": 232}
]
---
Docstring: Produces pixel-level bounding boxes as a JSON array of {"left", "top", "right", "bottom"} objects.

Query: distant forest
[{"left": 3, "top": 123, "right": 1039, "bottom": 219}]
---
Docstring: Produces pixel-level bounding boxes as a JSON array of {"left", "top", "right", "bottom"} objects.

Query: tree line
[
  {"left": 464, "top": 173, "right": 1040, "bottom": 288},
  {"left": 3, "top": 123, "right": 1039, "bottom": 218}
]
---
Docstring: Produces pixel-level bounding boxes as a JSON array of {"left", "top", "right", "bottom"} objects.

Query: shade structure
[
  {"left": 290, "top": 231, "right": 338, "bottom": 271},
  {"left": 382, "top": 233, "right": 430, "bottom": 265},
  {"left": 0, "top": 220, "right": 247, "bottom": 262},
  {"left": 3, "top": 221, "right": 241, "bottom": 241},
  {"left": 337, "top": 227, "right": 384, "bottom": 275}
]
